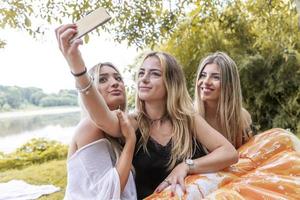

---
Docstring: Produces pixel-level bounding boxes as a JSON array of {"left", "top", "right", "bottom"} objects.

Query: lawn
[{"left": 0, "top": 159, "right": 67, "bottom": 200}]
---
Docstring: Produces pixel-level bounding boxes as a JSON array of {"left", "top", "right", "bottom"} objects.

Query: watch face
[{"left": 186, "top": 159, "right": 193, "bottom": 165}]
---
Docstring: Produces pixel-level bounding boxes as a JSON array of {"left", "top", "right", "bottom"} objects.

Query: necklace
[{"left": 146, "top": 114, "right": 169, "bottom": 125}]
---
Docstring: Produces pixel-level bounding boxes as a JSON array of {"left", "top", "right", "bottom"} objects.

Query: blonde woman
[
  {"left": 195, "top": 52, "right": 255, "bottom": 149},
  {"left": 56, "top": 24, "right": 238, "bottom": 199},
  {"left": 64, "top": 63, "right": 137, "bottom": 200}
]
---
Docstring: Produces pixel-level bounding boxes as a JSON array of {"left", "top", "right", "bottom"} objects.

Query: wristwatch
[{"left": 185, "top": 159, "right": 195, "bottom": 171}]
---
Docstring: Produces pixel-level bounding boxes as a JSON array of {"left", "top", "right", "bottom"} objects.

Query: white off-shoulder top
[{"left": 64, "top": 139, "right": 137, "bottom": 200}]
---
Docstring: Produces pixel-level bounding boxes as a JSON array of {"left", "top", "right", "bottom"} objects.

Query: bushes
[{"left": 0, "top": 138, "right": 68, "bottom": 171}]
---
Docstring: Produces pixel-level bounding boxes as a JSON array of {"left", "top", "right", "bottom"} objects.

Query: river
[{"left": 0, "top": 107, "right": 81, "bottom": 153}]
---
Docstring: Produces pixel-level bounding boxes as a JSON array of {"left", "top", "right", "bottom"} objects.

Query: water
[{"left": 0, "top": 108, "right": 81, "bottom": 153}]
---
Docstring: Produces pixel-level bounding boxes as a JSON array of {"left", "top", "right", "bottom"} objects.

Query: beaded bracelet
[
  {"left": 76, "top": 75, "right": 94, "bottom": 95},
  {"left": 71, "top": 67, "right": 87, "bottom": 77}
]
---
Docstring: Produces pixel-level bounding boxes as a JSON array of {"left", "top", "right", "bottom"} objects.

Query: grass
[{"left": 0, "top": 159, "right": 67, "bottom": 200}]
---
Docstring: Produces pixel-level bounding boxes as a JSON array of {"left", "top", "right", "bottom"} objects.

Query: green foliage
[
  {"left": 1, "top": 0, "right": 191, "bottom": 49},
  {"left": 0, "top": 85, "right": 78, "bottom": 111},
  {"left": 0, "top": 138, "right": 68, "bottom": 172},
  {"left": 161, "top": 0, "right": 300, "bottom": 133}
]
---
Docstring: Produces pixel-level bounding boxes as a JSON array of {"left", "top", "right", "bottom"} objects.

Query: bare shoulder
[
  {"left": 242, "top": 108, "right": 252, "bottom": 125},
  {"left": 73, "top": 117, "right": 105, "bottom": 149}
]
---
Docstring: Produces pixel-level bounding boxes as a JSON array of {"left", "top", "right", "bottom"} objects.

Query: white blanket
[{"left": 0, "top": 180, "right": 60, "bottom": 200}]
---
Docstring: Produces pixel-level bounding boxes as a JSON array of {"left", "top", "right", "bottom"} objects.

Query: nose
[
  {"left": 203, "top": 76, "right": 211, "bottom": 85},
  {"left": 110, "top": 77, "right": 119, "bottom": 88},
  {"left": 140, "top": 72, "right": 150, "bottom": 83}
]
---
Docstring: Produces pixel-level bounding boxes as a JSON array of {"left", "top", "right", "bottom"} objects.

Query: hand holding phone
[{"left": 70, "top": 7, "right": 111, "bottom": 43}]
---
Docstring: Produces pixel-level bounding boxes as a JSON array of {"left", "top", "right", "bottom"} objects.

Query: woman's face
[
  {"left": 137, "top": 56, "right": 167, "bottom": 102},
  {"left": 197, "top": 63, "right": 221, "bottom": 103},
  {"left": 97, "top": 65, "right": 126, "bottom": 110}
]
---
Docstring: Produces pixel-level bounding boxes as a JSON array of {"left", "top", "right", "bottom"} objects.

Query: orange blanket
[{"left": 145, "top": 128, "right": 300, "bottom": 200}]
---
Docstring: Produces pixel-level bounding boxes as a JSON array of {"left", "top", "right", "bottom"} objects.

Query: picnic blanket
[
  {"left": 0, "top": 180, "right": 60, "bottom": 200},
  {"left": 145, "top": 128, "right": 300, "bottom": 200}
]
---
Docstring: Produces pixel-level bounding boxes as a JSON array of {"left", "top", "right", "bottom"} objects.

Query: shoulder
[
  {"left": 242, "top": 108, "right": 252, "bottom": 125},
  {"left": 73, "top": 117, "right": 105, "bottom": 149}
]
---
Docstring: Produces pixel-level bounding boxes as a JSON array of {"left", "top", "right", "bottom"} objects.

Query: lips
[
  {"left": 201, "top": 87, "right": 214, "bottom": 92},
  {"left": 109, "top": 89, "right": 122, "bottom": 95},
  {"left": 139, "top": 86, "right": 152, "bottom": 92}
]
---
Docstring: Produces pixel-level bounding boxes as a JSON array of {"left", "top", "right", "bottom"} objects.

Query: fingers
[
  {"left": 59, "top": 28, "right": 78, "bottom": 53},
  {"left": 55, "top": 24, "right": 77, "bottom": 53},
  {"left": 69, "top": 38, "right": 83, "bottom": 55},
  {"left": 178, "top": 177, "right": 186, "bottom": 194},
  {"left": 155, "top": 180, "right": 169, "bottom": 193},
  {"left": 170, "top": 179, "right": 176, "bottom": 197}
]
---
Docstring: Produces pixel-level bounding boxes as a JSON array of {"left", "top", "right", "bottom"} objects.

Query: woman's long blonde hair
[
  {"left": 194, "top": 52, "right": 250, "bottom": 148},
  {"left": 136, "top": 52, "right": 197, "bottom": 170}
]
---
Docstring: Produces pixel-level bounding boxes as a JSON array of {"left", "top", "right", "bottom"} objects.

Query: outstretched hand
[
  {"left": 155, "top": 162, "right": 189, "bottom": 196},
  {"left": 55, "top": 24, "right": 85, "bottom": 73}
]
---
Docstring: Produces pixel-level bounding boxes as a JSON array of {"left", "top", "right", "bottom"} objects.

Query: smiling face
[
  {"left": 197, "top": 63, "right": 221, "bottom": 103},
  {"left": 137, "top": 56, "right": 167, "bottom": 102},
  {"left": 96, "top": 65, "right": 126, "bottom": 110}
]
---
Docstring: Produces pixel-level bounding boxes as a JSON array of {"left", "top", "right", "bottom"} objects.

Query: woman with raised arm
[
  {"left": 56, "top": 24, "right": 238, "bottom": 199},
  {"left": 194, "top": 52, "right": 255, "bottom": 149},
  {"left": 64, "top": 62, "right": 136, "bottom": 200}
]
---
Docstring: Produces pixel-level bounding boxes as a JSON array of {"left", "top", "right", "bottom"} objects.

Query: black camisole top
[{"left": 132, "top": 129, "right": 206, "bottom": 199}]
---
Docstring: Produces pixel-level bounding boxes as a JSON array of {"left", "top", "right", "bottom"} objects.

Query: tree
[
  {"left": 1, "top": 0, "right": 191, "bottom": 48},
  {"left": 161, "top": 0, "right": 300, "bottom": 134}
]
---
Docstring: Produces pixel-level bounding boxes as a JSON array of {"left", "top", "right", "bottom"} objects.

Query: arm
[
  {"left": 55, "top": 24, "right": 121, "bottom": 136},
  {"left": 156, "top": 115, "right": 238, "bottom": 194},
  {"left": 188, "top": 114, "right": 238, "bottom": 173},
  {"left": 115, "top": 111, "right": 136, "bottom": 192}
]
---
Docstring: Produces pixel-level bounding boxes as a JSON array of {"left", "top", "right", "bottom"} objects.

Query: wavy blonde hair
[
  {"left": 194, "top": 52, "right": 250, "bottom": 148},
  {"left": 136, "top": 52, "right": 197, "bottom": 170}
]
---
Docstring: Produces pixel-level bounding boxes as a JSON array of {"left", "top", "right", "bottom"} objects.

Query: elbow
[{"left": 228, "top": 146, "right": 239, "bottom": 165}]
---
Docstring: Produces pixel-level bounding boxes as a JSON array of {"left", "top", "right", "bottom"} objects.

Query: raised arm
[{"left": 55, "top": 24, "right": 121, "bottom": 136}]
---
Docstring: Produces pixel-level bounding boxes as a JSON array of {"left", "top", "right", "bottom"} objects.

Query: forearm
[
  {"left": 115, "top": 139, "right": 136, "bottom": 192},
  {"left": 75, "top": 73, "right": 121, "bottom": 137},
  {"left": 189, "top": 146, "right": 238, "bottom": 174}
]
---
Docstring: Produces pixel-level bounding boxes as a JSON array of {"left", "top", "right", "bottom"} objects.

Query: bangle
[
  {"left": 71, "top": 67, "right": 87, "bottom": 77},
  {"left": 76, "top": 75, "right": 94, "bottom": 95}
]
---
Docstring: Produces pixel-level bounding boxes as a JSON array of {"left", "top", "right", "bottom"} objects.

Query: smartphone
[{"left": 70, "top": 7, "right": 111, "bottom": 43}]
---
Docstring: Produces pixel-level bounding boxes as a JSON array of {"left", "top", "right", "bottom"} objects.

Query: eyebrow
[
  {"left": 99, "top": 73, "right": 120, "bottom": 76},
  {"left": 139, "top": 68, "right": 161, "bottom": 72},
  {"left": 201, "top": 72, "right": 220, "bottom": 75}
]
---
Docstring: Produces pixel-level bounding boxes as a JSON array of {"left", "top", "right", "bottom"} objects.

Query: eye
[
  {"left": 99, "top": 77, "right": 107, "bottom": 83},
  {"left": 115, "top": 76, "right": 123, "bottom": 82},
  {"left": 138, "top": 71, "right": 144, "bottom": 77},
  {"left": 151, "top": 71, "right": 161, "bottom": 77},
  {"left": 213, "top": 75, "right": 220, "bottom": 80},
  {"left": 199, "top": 73, "right": 206, "bottom": 79}
]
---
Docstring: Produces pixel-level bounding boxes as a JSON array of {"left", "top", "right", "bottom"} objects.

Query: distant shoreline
[{"left": 0, "top": 106, "right": 80, "bottom": 119}]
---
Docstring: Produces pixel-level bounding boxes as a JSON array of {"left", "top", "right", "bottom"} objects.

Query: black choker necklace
[{"left": 147, "top": 114, "right": 169, "bottom": 125}]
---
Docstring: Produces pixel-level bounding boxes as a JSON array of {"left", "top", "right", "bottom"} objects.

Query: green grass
[{"left": 0, "top": 159, "right": 67, "bottom": 200}]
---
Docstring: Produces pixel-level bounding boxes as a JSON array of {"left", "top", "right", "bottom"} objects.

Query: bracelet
[
  {"left": 71, "top": 67, "right": 87, "bottom": 77},
  {"left": 76, "top": 75, "right": 94, "bottom": 95}
]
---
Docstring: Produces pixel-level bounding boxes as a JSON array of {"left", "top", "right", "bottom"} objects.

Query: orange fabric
[{"left": 145, "top": 128, "right": 300, "bottom": 199}]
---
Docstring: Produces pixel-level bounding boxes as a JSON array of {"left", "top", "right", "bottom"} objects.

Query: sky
[{"left": 0, "top": 26, "right": 138, "bottom": 94}]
